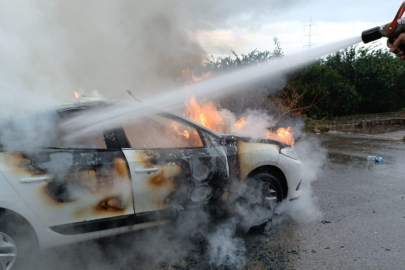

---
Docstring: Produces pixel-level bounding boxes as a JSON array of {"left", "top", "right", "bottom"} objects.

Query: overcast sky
[
  {"left": 1, "top": 0, "right": 402, "bottom": 102},
  {"left": 190, "top": 0, "right": 401, "bottom": 57}
]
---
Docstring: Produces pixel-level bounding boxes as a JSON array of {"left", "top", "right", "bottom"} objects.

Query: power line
[
  {"left": 199, "top": 40, "right": 299, "bottom": 49},
  {"left": 303, "top": 16, "right": 317, "bottom": 50},
  {"left": 185, "top": 32, "right": 262, "bottom": 38}
]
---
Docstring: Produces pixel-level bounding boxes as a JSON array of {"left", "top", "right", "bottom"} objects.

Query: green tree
[
  {"left": 206, "top": 37, "right": 283, "bottom": 70},
  {"left": 285, "top": 45, "right": 405, "bottom": 118},
  {"left": 203, "top": 38, "right": 285, "bottom": 115},
  {"left": 203, "top": 40, "right": 405, "bottom": 119},
  {"left": 288, "top": 63, "right": 359, "bottom": 118}
]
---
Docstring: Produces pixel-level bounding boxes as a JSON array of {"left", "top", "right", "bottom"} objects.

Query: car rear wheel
[
  {"left": 0, "top": 212, "right": 37, "bottom": 270},
  {"left": 0, "top": 232, "right": 17, "bottom": 270}
]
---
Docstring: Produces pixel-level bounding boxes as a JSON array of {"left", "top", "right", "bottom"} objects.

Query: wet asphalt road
[
  {"left": 242, "top": 131, "right": 405, "bottom": 270},
  {"left": 21, "top": 131, "right": 405, "bottom": 270},
  {"left": 305, "top": 131, "right": 405, "bottom": 270}
]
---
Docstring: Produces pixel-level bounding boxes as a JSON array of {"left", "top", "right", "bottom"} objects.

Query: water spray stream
[{"left": 62, "top": 36, "right": 361, "bottom": 140}]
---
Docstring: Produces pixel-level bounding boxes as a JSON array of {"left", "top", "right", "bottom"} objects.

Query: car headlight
[{"left": 280, "top": 147, "right": 298, "bottom": 160}]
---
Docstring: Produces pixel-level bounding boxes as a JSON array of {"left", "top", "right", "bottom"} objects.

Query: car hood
[{"left": 221, "top": 135, "right": 290, "bottom": 148}]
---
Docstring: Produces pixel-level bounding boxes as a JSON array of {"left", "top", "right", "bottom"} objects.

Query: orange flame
[
  {"left": 200, "top": 114, "right": 207, "bottom": 127},
  {"left": 266, "top": 127, "right": 295, "bottom": 145},
  {"left": 234, "top": 117, "right": 247, "bottom": 130},
  {"left": 183, "top": 96, "right": 294, "bottom": 145},
  {"left": 180, "top": 130, "right": 190, "bottom": 139},
  {"left": 171, "top": 123, "right": 191, "bottom": 140},
  {"left": 178, "top": 69, "right": 212, "bottom": 82},
  {"left": 184, "top": 96, "right": 224, "bottom": 132},
  {"left": 192, "top": 71, "right": 212, "bottom": 82},
  {"left": 73, "top": 91, "right": 80, "bottom": 99}
]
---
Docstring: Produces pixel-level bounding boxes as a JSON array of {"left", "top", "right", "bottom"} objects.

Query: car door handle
[
  {"left": 20, "top": 176, "right": 53, "bottom": 183},
  {"left": 134, "top": 168, "right": 159, "bottom": 174}
]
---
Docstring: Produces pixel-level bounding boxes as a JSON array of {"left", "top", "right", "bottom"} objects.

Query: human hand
[{"left": 388, "top": 33, "right": 405, "bottom": 59}]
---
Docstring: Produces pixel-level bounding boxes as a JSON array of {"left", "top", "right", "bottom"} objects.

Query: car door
[
  {"left": 0, "top": 110, "right": 135, "bottom": 227},
  {"left": 118, "top": 113, "right": 228, "bottom": 214}
]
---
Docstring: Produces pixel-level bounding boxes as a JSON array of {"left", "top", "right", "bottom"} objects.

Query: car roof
[
  {"left": 56, "top": 100, "right": 223, "bottom": 137},
  {"left": 57, "top": 100, "right": 113, "bottom": 113}
]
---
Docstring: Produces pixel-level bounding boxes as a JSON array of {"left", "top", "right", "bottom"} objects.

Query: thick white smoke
[
  {"left": 0, "top": 0, "right": 303, "bottom": 103},
  {"left": 274, "top": 134, "right": 326, "bottom": 224},
  {"left": 218, "top": 109, "right": 277, "bottom": 138},
  {"left": 0, "top": 0, "right": 311, "bottom": 151},
  {"left": 207, "top": 226, "right": 246, "bottom": 269},
  {"left": 0, "top": 1, "right": 331, "bottom": 269}
]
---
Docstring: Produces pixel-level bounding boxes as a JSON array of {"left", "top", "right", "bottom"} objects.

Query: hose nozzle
[
  {"left": 362, "top": 27, "right": 383, "bottom": 44},
  {"left": 362, "top": 1, "right": 405, "bottom": 44},
  {"left": 361, "top": 18, "right": 405, "bottom": 44}
]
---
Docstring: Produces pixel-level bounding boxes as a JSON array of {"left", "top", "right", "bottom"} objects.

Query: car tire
[
  {"left": 253, "top": 172, "right": 284, "bottom": 205},
  {"left": 0, "top": 212, "right": 37, "bottom": 270},
  {"left": 238, "top": 172, "right": 284, "bottom": 234},
  {"left": 249, "top": 173, "right": 284, "bottom": 234}
]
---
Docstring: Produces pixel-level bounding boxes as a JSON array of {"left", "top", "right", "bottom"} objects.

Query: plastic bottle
[{"left": 367, "top": 156, "right": 384, "bottom": 163}]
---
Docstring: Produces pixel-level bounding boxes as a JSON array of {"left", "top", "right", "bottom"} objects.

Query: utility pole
[
  {"left": 351, "top": 64, "right": 357, "bottom": 115},
  {"left": 351, "top": 64, "right": 357, "bottom": 89},
  {"left": 392, "top": 64, "right": 397, "bottom": 111},
  {"left": 303, "top": 16, "right": 317, "bottom": 50}
]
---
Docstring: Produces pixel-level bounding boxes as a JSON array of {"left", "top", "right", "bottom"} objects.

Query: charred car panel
[
  {"left": 0, "top": 101, "right": 303, "bottom": 253},
  {"left": 0, "top": 149, "right": 134, "bottom": 227},
  {"left": 236, "top": 140, "right": 280, "bottom": 181},
  {"left": 122, "top": 143, "right": 228, "bottom": 214}
]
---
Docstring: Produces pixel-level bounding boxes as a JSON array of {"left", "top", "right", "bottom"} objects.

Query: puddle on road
[
  {"left": 332, "top": 123, "right": 405, "bottom": 135},
  {"left": 321, "top": 132, "right": 405, "bottom": 175}
]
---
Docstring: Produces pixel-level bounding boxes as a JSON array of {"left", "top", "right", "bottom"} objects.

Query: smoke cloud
[
  {"left": 274, "top": 134, "right": 326, "bottom": 224},
  {"left": 0, "top": 0, "right": 305, "bottom": 104},
  {"left": 1, "top": 0, "right": 203, "bottom": 101},
  {"left": 0, "top": 1, "right": 330, "bottom": 270}
]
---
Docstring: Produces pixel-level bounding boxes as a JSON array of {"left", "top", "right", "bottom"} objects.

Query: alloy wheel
[
  {"left": 0, "top": 232, "right": 17, "bottom": 270},
  {"left": 262, "top": 182, "right": 279, "bottom": 207}
]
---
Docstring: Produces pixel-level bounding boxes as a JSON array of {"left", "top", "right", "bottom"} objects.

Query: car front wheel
[
  {"left": 255, "top": 172, "right": 284, "bottom": 207},
  {"left": 246, "top": 172, "right": 284, "bottom": 233},
  {"left": 234, "top": 172, "right": 284, "bottom": 233}
]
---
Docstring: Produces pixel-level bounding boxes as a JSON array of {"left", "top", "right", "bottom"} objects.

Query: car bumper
[
  {"left": 290, "top": 189, "right": 302, "bottom": 201},
  {"left": 277, "top": 154, "right": 303, "bottom": 200}
]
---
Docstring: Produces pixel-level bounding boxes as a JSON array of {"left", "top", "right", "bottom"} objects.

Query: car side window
[
  {"left": 53, "top": 113, "right": 108, "bottom": 149},
  {"left": 123, "top": 114, "right": 203, "bottom": 149}
]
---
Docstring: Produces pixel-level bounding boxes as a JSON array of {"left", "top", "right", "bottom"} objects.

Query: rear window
[{"left": 52, "top": 113, "right": 107, "bottom": 149}]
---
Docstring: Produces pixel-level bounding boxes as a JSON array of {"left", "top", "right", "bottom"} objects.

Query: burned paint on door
[
  {"left": 123, "top": 139, "right": 229, "bottom": 214},
  {"left": 123, "top": 149, "right": 191, "bottom": 213},
  {"left": 0, "top": 149, "right": 134, "bottom": 227}
]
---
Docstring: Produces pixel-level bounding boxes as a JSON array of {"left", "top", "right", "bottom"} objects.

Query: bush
[{"left": 203, "top": 41, "right": 405, "bottom": 119}]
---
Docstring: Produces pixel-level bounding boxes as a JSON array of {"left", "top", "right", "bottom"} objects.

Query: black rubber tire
[
  {"left": 241, "top": 172, "right": 284, "bottom": 234},
  {"left": 252, "top": 172, "right": 284, "bottom": 204}
]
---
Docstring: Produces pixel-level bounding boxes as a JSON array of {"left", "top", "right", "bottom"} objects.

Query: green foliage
[
  {"left": 288, "top": 63, "right": 359, "bottom": 118},
  {"left": 203, "top": 40, "right": 405, "bottom": 119},
  {"left": 203, "top": 38, "right": 285, "bottom": 114},
  {"left": 205, "top": 37, "right": 283, "bottom": 70},
  {"left": 292, "top": 45, "right": 405, "bottom": 118}
]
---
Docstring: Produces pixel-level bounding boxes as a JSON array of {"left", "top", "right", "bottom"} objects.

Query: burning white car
[{"left": 0, "top": 101, "right": 302, "bottom": 269}]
